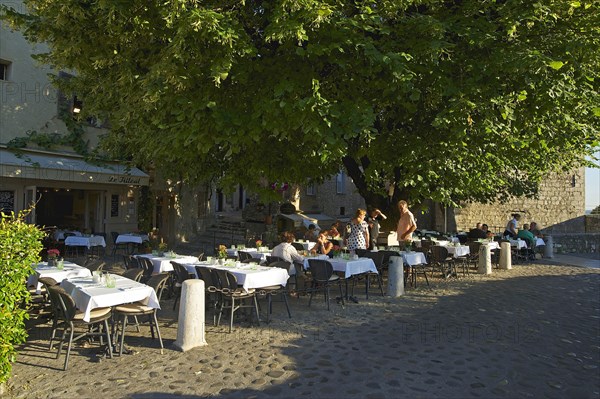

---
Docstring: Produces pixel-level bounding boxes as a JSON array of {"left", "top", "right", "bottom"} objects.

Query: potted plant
[
  {"left": 47, "top": 248, "right": 60, "bottom": 266},
  {"left": 217, "top": 244, "right": 227, "bottom": 265}
]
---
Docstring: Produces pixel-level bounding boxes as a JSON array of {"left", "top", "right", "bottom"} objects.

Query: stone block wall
[
  {"left": 300, "top": 175, "right": 366, "bottom": 220},
  {"left": 550, "top": 233, "right": 600, "bottom": 254},
  {"left": 454, "top": 168, "right": 585, "bottom": 234}
]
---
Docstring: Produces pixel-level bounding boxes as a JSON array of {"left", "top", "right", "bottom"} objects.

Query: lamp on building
[{"left": 72, "top": 96, "right": 83, "bottom": 114}]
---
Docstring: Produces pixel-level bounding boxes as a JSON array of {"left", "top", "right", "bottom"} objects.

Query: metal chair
[
  {"left": 170, "top": 261, "right": 193, "bottom": 310},
  {"left": 307, "top": 259, "right": 345, "bottom": 310},
  {"left": 214, "top": 269, "right": 260, "bottom": 333},
  {"left": 260, "top": 260, "right": 292, "bottom": 322},
  {"left": 113, "top": 273, "right": 170, "bottom": 355},
  {"left": 47, "top": 285, "right": 113, "bottom": 370}
]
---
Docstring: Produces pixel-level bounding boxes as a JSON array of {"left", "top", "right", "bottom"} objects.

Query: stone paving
[{"left": 7, "top": 260, "right": 600, "bottom": 399}]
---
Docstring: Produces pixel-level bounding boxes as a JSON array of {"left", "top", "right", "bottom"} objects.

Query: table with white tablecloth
[
  {"left": 510, "top": 239, "right": 528, "bottom": 250},
  {"left": 61, "top": 274, "right": 159, "bottom": 322},
  {"left": 398, "top": 251, "right": 428, "bottom": 266},
  {"left": 65, "top": 235, "right": 106, "bottom": 249},
  {"left": 226, "top": 248, "right": 272, "bottom": 262},
  {"left": 116, "top": 233, "right": 149, "bottom": 245},
  {"left": 444, "top": 245, "right": 470, "bottom": 258},
  {"left": 53, "top": 230, "right": 82, "bottom": 241},
  {"left": 135, "top": 254, "right": 200, "bottom": 274},
  {"left": 181, "top": 261, "right": 290, "bottom": 292},
  {"left": 325, "top": 257, "right": 378, "bottom": 279},
  {"left": 28, "top": 261, "right": 92, "bottom": 293}
]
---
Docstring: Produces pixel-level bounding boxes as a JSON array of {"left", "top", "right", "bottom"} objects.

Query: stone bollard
[
  {"left": 478, "top": 244, "right": 492, "bottom": 274},
  {"left": 544, "top": 235, "right": 554, "bottom": 258},
  {"left": 499, "top": 241, "right": 512, "bottom": 270},
  {"left": 388, "top": 256, "right": 405, "bottom": 297},
  {"left": 173, "top": 279, "right": 207, "bottom": 352}
]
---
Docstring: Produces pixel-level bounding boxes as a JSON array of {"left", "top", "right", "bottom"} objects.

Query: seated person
[
  {"left": 529, "top": 222, "right": 544, "bottom": 238},
  {"left": 272, "top": 231, "right": 305, "bottom": 264},
  {"left": 482, "top": 224, "right": 494, "bottom": 239},
  {"left": 311, "top": 231, "right": 333, "bottom": 256},
  {"left": 329, "top": 221, "right": 342, "bottom": 240},
  {"left": 467, "top": 222, "right": 487, "bottom": 240},
  {"left": 517, "top": 224, "right": 537, "bottom": 259},
  {"left": 304, "top": 224, "right": 318, "bottom": 242}
]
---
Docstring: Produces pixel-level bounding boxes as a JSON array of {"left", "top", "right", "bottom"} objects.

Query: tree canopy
[{"left": 4, "top": 0, "right": 599, "bottom": 210}]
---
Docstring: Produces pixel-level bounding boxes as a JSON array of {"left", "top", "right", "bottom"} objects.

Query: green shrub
[{"left": 0, "top": 211, "right": 43, "bottom": 385}]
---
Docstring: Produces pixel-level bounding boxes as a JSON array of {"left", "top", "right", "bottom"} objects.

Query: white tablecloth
[
  {"left": 510, "top": 239, "right": 528, "bottom": 249},
  {"left": 135, "top": 254, "right": 200, "bottom": 273},
  {"left": 226, "top": 248, "right": 271, "bottom": 262},
  {"left": 61, "top": 274, "right": 159, "bottom": 322},
  {"left": 326, "top": 258, "right": 378, "bottom": 279},
  {"left": 483, "top": 241, "right": 500, "bottom": 250},
  {"left": 28, "top": 261, "right": 92, "bottom": 293},
  {"left": 116, "top": 233, "right": 149, "bottom": 245},
  {"left": 398, "top": 251, "right": 428, "bottom": 266},
  {"left": 536, "top": 238, "right": 545, "bottom": 247},
  {"left": 182, "top": 261, "right": 289, "bottom": 291},
  {"left": 445, "top": 245, "right": 470, "bottom": 258},
  {"left": 65, "top": 235, "right": 106, "bottom": 248},
  {"left": 53, "top": 230, "right": 82, "bottom": 241}
]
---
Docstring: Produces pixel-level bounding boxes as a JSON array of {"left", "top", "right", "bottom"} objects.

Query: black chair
[
  {"left": 47, "top": 285, "right": 113, "bottom": 370},
  {"left": 430, "top": 245, "right": 456, "bottom": 278},
  {"left": 113, "top": 273, "right": 170, "bottom": 355},
  {"left": 123, "top": 255, "right": 139, "bottom": 270},
  {"left": 260, "top": 261, "right": 292, "bottom": 322},
  {"left": 238, "top": 251, "right": 254, "bottom": 262},
  {"left": 195, "top": 266, "right": 220, "bottom": 325},
  {"left": 85, "top": 258, "right": 106, "bottom": 273},
  {"left": 110, "top": 232, "right": 129, "bottom": 259},
  {"left": 214, "top": 269, "right": 260, "bottom": 333},
  {"left": 467, "top": 242, "right": 483, "bottom": 270},
  {"left": 137, "top": 256, "right": 155, "bottom": 283},
  {"left": 307, "top": 259, "right": 345, "bottom": 310},
  {"left": 122, "top": 268, "right": 144, "bottom": 282},
  {"left": 291, "top": 242, "right": 305, "bottom": 251},
  {"left": 411, "top": 248, "right": 431, "bottom": 288},
  {"left": 171, "top": 261, "right": 193, "bottom": 310},
  {"left": 266, "top": 255, "right": 285, "bottom": 265}
]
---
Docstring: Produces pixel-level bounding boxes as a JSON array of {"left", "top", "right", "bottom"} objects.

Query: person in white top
[{"left": 272, "top": 231, "right": 305, "bottom": 264}]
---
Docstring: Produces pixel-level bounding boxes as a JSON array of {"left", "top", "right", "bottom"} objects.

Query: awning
[
  {"left": 278, "top": 213, "right": 334, "bottom": 231},
  {"left": 0, "top": 149, "right": 149, "bottom": 185}
]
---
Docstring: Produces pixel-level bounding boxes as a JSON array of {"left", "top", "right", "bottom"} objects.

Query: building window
[
  {"left": 336, "top": 171, "right": 345, "bottom": 194},
  {"left": 306, "top": 181, "right": 316, "bottom": 196},
  {"left": 0, "top": 60, "right": 11, "bottom": 81}
]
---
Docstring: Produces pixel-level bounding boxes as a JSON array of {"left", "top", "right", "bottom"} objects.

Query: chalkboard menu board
[
  {"left": 110, "top": 194, "right": 119, "bottom": 217},
  {"left": 0, "top": 191, "right": 14, "bottom": 214}
]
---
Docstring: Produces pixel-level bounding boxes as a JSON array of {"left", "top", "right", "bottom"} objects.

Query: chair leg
[
  {"left": 63, "top": 324, "right": 74, "bottom": 371},
  {"left": 253, "top": 296, "right": 260, "bottom": 326},
  {"left": 325, "top": 286, "right": 330, "bottom": 310},
  {"left": 308, "top": 281, "right": 316, "bottom": 307},
  {"left": 229, "top": 297, "right": 235, "bottom": 333},
  {"left": 337, "top": 282, "right": 345, "bottom": 306},
  {"left": 377, "top": 274, "right": 385, "bottom": 296},
  {"left": 365, "top": 275, "right": 370, "bottom": 299},
  {"left": 151, "top": 312, "right": 164, "bottom": 354},
  {"left": 103, "top": 320, "right": 113, "bottom": 359},
  {"left": 282, "top": 292, "right": 292, "bottom": 318},
  {"left": 119, "top": 316, "right": 128, "bottom": 356}
]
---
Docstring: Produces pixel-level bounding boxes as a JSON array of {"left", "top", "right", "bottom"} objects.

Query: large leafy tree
[{"left": 4, "top": 0, "right": 599, "bottom": 214}]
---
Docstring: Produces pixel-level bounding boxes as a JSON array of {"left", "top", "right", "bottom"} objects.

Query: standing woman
[
  {"left": 344, "top": 209, "right": 369, "bottom": 251},
  {"left": 503, "top": 213, "right": 521, "bottom": 239}
]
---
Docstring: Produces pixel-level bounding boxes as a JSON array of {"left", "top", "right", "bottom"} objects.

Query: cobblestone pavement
[{"left": 7, "top": 261, "right": 600, "bottom": 399}]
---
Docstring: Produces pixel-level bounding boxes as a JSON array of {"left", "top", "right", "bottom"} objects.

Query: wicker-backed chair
[
  {"left": 122, "top": 268, "right": 144, "bottom": 282},
  {"left": 113, "top": 273, "right": 170, "bottom": 355},
  {"left": 260, "top": 261, "right": 292, "bottom": 322},
  {"left": 47, "top": 285, "right": 112, "bottom": 370},
  {"left": 214, "top": 269, "right": 260, "bottom": 333},
  {"left": 238, "top": 251, "right": 254, "bottom": 262},
  {"left": 137, "top": 256, "right": 155, "bottom": 283},
  {"left": 195, "top": 266, "right": 220, "bottom": 325},
  {"left": 171, "top": 261, "right": 193, "bottom": 310}
]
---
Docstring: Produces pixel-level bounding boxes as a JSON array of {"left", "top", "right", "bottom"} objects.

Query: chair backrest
[
  {"left": 111, "top": 231, "right": 120, "bottom": 244},
  {"left": 238, "top": 251, "right": 253, "bottom": 262},
  {"left": 291, "top": 242, "right": 304, "bottom": 251},
  {"left": 307, "top": 259, "right": 334, "bottom": 282},
  {"left": 123, "top": 255, "right": 139, "bottom": 270},
  {"left": 468, "top": 242, "right": 483, "bottom": 256},
  {"left": 86, "top": 259, "right": 106, "bottom": 272},
  {"left": 195, "top": 266, "right": 218, "bottom": 288},
  {"left": 38, "top": 276, "right": 58, "bottom": 288},
  {"left": 293, "top": 261, "right": 307, "bottom": 277},
  {"left": 48, "top": 285, "right": 78, "bottom": 322},
  {"left": 46, "top": 285, "right": 67, "bottom": 321},
  {"left": 430, "top": 245, "right": 449, "bottom": 263},
  {"left": 214, "top": 269, "right": 238, "bottom": 291},
  {"left": 420, "top": 240, "right": 433, "bottom": 252},
  {"left": 267, "top": 260, "right": 291, "bottom": 274},
  {"left": 122, "top": 268, "right": 144, "bottom": 282},
  {"left": 378, "top": 250, "right": 400, "bottom": 269},
  {"left": 355, "top": 248, "right": 368, "bottom": 257},
  {"left": 170, "top": 261, "right": 191, "bottom": 284},
  {"left": 266, "top": 255, "right": 284, "bottom": 265},
  {"left": 145, "top": 273, "right": 170, "bottom": 302},
  {"left": 138, "top": 257, "right": 155, "bottom": 278},
  {"left": 197, "top": 252, "right": 205, "bottom": 262}
]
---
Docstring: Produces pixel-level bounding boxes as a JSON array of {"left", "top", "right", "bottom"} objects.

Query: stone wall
[
  {"left": 454, "top": 168, "right": 585, "bottom": 234},
  {"left": 300, "top": 174, "right": 366, "bottom": 220},
  {"left": 549, "top": 233, "right": 600, "bottom": 254}
]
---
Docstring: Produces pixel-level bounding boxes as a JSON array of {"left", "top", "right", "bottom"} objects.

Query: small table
[
  {"left": 28, "top": 261, "right": 92, "bottom": 293},
  {"left": 61, "top": 274, "right": 159, "bottom": 322},
  {"left": 65, "top": 235, "right": 106, "bottom": 248},
  {"left": 116, "top": 233, "right": 149, "bottom": 245},
  {"left": 135, "top": 254, "right": 200, "bottom": 274},
  {"left": 445, "top": 245, "right": 470, "bottom": 258},
  {"left": 182, "top": 261, "right": 290, "bottom": 292}
]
